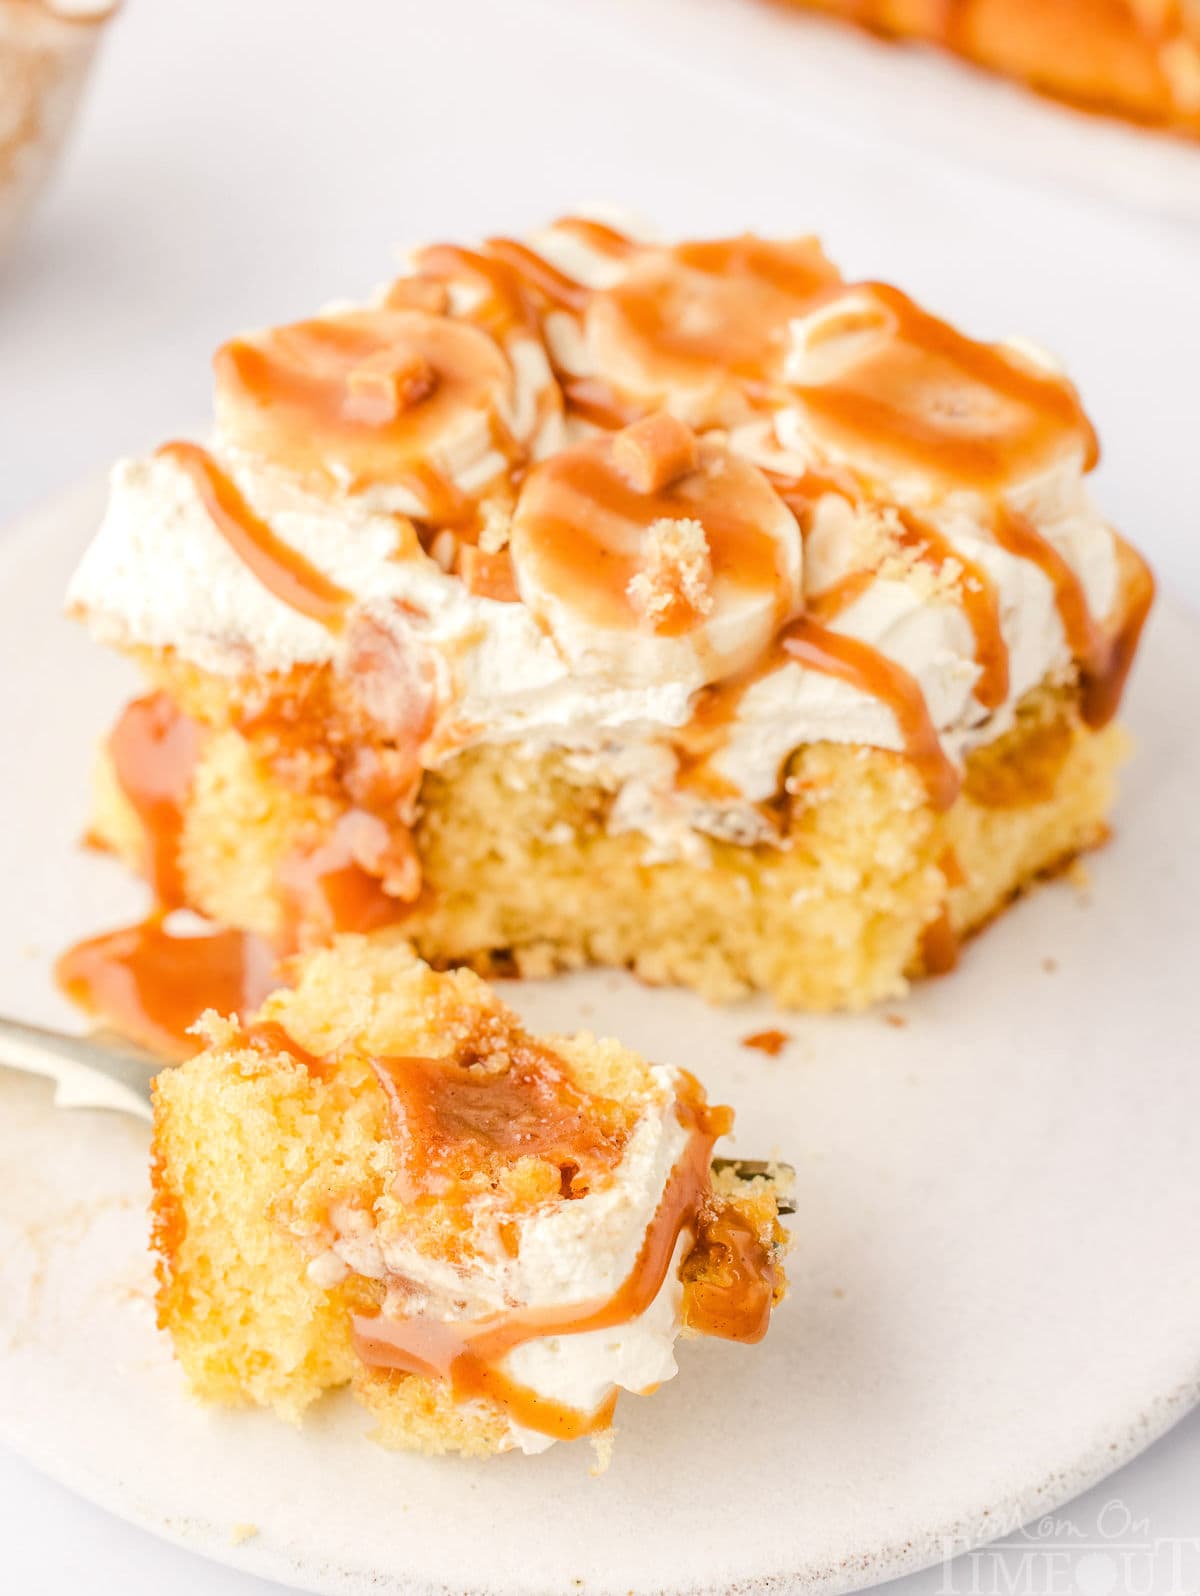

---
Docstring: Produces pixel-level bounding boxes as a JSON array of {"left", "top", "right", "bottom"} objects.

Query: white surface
[
  {"left": 3, "top": 492, "right": 1200, "bottom": 1594},
  {"left": 0, "top": 0, "right": 106, "bottom": 259},
  {"left": 1, "top": 0, "right": 1199, "bottom": 1591}
]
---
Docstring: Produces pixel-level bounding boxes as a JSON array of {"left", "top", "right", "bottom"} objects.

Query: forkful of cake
[{"left": 0, "top": 937, "right": 794, "bottom": 1461}]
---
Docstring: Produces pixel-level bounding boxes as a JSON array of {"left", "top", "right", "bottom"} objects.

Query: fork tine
[{"left": 710, "top": 1156, "right": 797, "bottom": 1215}]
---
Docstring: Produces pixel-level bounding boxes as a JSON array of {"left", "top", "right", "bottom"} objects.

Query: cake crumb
[
  {"left": 513, "top": 942, "right": 560, "bottom": 980},
  {"left": 589, "top": 1429, "right": 615, "bottom": 1476},
  {"left": 230, "top": 1523, "right": 259, "bottom": 1546},
  {"left": 741, "top": 1028, "right": 790, "bottom": 1057},
  {"left": 1065, "top": 859, "right": 1092, "bottom": 901},
  {"left": 1042, "top": 956, "right": 1058, "bottom": 974},
  {"left": 883, "top": 1012, "right": 908, "bottom": 1029},
  {"left": 627, "top": 517, "right": 714, "bottom": 626},
  {"left": 476, "top": 498, "right": 511, "bottom": 554}
]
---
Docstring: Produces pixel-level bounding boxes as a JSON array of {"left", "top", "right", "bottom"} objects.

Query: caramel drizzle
[
  {"left": 763, "top": 464, "right": 862, "bottom": 528},
  {"left": 238, "top": 1017, "right": 331, "bottom": 1077},
  {"left": 781, "top": 620, "right": 962, "bottom": 808},
  {"left": 897, "top": 511, "right": 1009, "bottom": 710},
  {"left": 515, "top": 434, "right": 793, "bottom": 639},
  {"left": 410, "top": 243, "right": 534, "bottom": 342},
  {"left": 681, "top": 1203, "right": 777, "bottom": 1344},
  {"left": 475, "top": 234, "right": 630, "bottom": 437},
  {"left": 218, "top": 307, "right": 520, "bottom": 532},
  {"left": 160, "top": 442, "right": 350, "bottom": 629},
  {"left": 461, "top": 228, "right": 649, "bottom": 436},
  {"left": 276, "top": 813, "right": 411, "bottom": 954},
  {"left": 599, "top": 235, "right": 838, "bottom": 388},
  {"left": 1081, "top": 534, "right": 1156, "bottom": 729},
  {"left": 368, "top": 1038, "right": 631, "bottom": 1204},
  {"left": 352, "top": 1082, "right": 736, "bottom": 1441},
  {"left": 558, "top": 375, "right": 641, "bottom": 430},
  {"left": 679, "top": 609, "right": 963, "bottom": 810},
  {"left": 805, "top": 569, "right": 876, "bottom": 623},
  {"left": 58, "top": 719, "right": 423, "bottom": 1060},
  {"left": 993, "top": 507, "right": 1155, "bottom": 728},
  {"left": 790, "top": 282, "right": 1100, "bottom": 491},
  {"left": 741, "top": 1028, "right": 790, "bottom": 1057},
  {"left": 766, "top": 468, "right": 1010, "bottom": 709},
  {"left": 131, "top": 237, "right": 1149, "bottom": 854},
  {"left": 394, "top": 458, "right": 475, "bottom": 532},
  {"left": 677, "top": 612, "right": 961, "bottom": 810},
  {"left": 106, "top": 691, "right": 200, "bottom": 905},
  {"left": 59, "top": 691, "right": 283, "bottom": 1060},
  {"left": 761, "top": 456, "right": 1151, "bottom": 768},
  {"left": 484, "top": 237, "right": 592, "bottom": 315},
  {"left": 552, "top": 215, "right": 637, "bottom": 258}
]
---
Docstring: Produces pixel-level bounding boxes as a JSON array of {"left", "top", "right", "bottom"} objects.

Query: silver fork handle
[{"left": 0, "top": 1014, "right": 156, "bottom": 1120}]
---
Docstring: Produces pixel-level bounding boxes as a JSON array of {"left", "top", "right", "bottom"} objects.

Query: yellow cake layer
[
  {"left": 150, "top": 938, "right": 787, "bottom": 1457},
  {"left": 94, "top": 681, "right": 1124, "bottom": 1011}
]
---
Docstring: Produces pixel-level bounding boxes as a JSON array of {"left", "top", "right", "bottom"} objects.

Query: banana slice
[
  {"left": 509, "top": 415, "right": 803, "bottom": 690},
  {"left": 214, "top": 307, "right": 531, "bottom": 522},
  {"left": 585, "top": 235, "right": 840, "bottom": 430},
  {"left": 778, "top": 283, "right": 1098, "bottom": 502}
]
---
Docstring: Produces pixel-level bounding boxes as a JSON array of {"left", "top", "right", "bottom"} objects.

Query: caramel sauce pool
[
  {"left": 57, "top": 691, "right": 277, "bottom": 1058},
  {"left": 55, "top": 918, "right": 277, "bottom": 1061}
]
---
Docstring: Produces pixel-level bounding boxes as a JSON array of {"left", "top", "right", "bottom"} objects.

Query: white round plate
[{"left": 1, "top": 480, "right": 1198, "bottom": 1596}]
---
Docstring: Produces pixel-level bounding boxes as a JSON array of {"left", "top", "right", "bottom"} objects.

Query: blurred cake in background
[
  {"left": 0, "top": 0, "right": 114, "bottom": 258},
  {"left": 783, "top": 0, "right": 1200, "bottom": 138}
]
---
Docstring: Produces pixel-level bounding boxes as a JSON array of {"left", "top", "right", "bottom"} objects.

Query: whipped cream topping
[
  {"left": 306, "top": 1066, "right": 693, "bottom": 1455},
  {"left": 67, "top": 212, "right": 1145, "bottom": 858}
]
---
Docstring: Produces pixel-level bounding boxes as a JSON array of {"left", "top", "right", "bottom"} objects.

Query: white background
[{"left": 2, "top": 1, "right": 1198, "bottom": 1591}]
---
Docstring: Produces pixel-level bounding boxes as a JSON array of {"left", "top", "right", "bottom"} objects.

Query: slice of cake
[
  {"left": 65, "top": 214, "right": 1153, "bottom": 1014},
  {"left": 778, "top": 0, "right": 1200, "bottom": 139},
  {"left": 150, "top": 937, "right": 789, "bottom": 1457}
]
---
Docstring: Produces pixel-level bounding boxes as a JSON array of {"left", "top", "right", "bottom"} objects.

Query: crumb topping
[{"left": 627, "top": 516, "right": 715, "bottom": 627}]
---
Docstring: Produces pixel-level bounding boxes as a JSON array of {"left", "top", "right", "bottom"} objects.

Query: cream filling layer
[
  {"left": 68, "top": 434, "right": 1121, "bottom": 860},
  {"left": 304, "top": 1068, "right": 692, "bottom": 1454}
]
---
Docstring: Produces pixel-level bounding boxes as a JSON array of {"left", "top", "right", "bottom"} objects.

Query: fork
[
  {"left": 0, "top": 1013, "right": 795, "bottom": 1210},
  {"left": 0, "top": 1013, "right": 160, "bottom": 1119}
]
